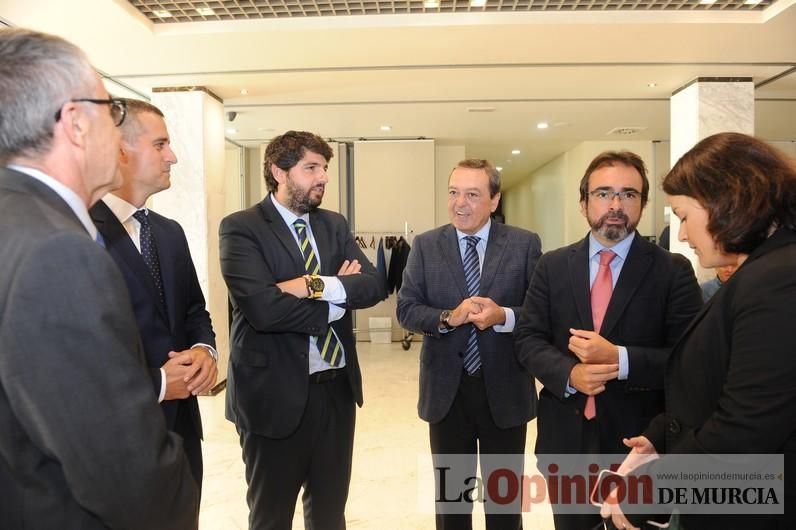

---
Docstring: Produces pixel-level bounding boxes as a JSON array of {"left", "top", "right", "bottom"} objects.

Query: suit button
[
  {"left": 457, "top": 351, "right": 463, "bottom": 358},
  {"left": 668, "top": 419, "right": 681, "bottom": 434}
]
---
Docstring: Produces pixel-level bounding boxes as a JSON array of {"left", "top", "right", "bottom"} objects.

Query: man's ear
[
  {"left": 579, "top": 200, "right": 587, "bottom": 218},
  {"left": 56, "top": 102, "right": 88, "bottom": 148},
  {"left": 490, "top": 191, "right": 501, "bottom": 213},
  {"left": 271, "top": 163, "right": 287, "bottom": 185},
  {"left": 118, "top": 144, "right": 129, "bottom": 165}
]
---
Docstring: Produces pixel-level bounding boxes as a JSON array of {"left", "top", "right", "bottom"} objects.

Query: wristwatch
[
  {"left": 439, "top": 309, "right": 455, "bottom": 331},
  {"left": 304, "top": 274, "right": 325, "bottom": 299}
]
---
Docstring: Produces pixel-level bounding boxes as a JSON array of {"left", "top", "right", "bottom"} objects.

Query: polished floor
[{"left": 198, "top": 341, "right": 555, "bottom": 529}]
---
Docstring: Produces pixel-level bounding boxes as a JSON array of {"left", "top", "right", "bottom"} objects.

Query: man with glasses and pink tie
[{"left": 514, "top": 151, "right": 702, "bottom": 530}]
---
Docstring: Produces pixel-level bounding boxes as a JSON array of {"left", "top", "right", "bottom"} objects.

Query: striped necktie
[
  {"left": 462, "top": 235, "right": 481, "bottom": 374},
  {"left": 293, "top": 219, "right": 342, "bottom": 367}
]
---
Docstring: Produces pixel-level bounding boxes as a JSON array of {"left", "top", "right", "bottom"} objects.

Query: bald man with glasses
[
  {"left": 514, "top": 151, "right": 702, "bottom": 530},
  {"left": 0, "top": 29, "right": 198, "bottom": 529}
]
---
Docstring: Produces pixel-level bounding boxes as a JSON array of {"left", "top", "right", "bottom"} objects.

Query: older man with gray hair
[{"left": 0, "top": 28, "right": 198, "bottom": 529}]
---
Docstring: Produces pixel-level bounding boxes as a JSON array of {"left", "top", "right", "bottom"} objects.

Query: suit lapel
[
  {"left": 600, "top": 233, "right": 653, "bottom": 336},
  {"left": 569, "top": 236, "right": 593, "bottom": 329},
  {"left": 439, "top": 225, "right": 470, "bottom": 298},
  {"left": 90, "top": 200, "right": 169, "bottom": 325},
  {"left": 259, "top": 195, "right": 305, "bottom": 273},
  {"left": 309, "top": 209, "right": 333, "bottom": 275},
  {"left": 480, "top": 222, "right": 507, "bottom": 295},
  {"left": 149, "top": 213, "right": 177, "bottom": 329}
]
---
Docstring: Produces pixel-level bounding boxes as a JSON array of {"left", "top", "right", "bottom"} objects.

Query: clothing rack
[{"left": 353, "top": 223, "right": 414, "bottom": 350}]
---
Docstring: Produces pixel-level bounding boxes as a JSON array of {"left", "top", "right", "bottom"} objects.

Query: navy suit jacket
[
  {"left": 396, "top": 221, "right": 542, "bottom": 429},
  {"left": 90, "top": 199, "right": 215, "bottom": 438},
  {"left": 515, "top": 232, "right": 702, "bottom": 453}
]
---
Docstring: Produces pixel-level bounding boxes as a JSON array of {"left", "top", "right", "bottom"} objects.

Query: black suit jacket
[
  {"left": 0, "top": 167, "right": 198, "bottom": 529},
  {"left": 396, "top": 222, "right": 542, "bottom": 429},
  {"left": 219, "top": 195, "right": 387, "bottom": 438},
  {"left": 515, "top": 232, "right": 702, "bottom": 453},
  {"left": 639, "top": 228, "right": 796, "bottom": 529},
  {"left": 90, "top": 200, "right": 216, "bottom": 439}
]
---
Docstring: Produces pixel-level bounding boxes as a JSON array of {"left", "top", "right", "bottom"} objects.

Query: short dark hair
[
  {"left": 452, "top": 158, "right": 501, "bottom": 198},
  {"left": 0, "top": 29, "right": 95, "bottom": 164},
  {"left": 579, "top": 150, "right": 649, "bottom": 207},
  {"left": 119, "top": 98, "right": 164, "bottom": 143},
  {"left": 263, "top": 131, "right": 333, "bottom": 193},
  {"left": 663, "top": 132, "right": 796, "bottom": 255}
]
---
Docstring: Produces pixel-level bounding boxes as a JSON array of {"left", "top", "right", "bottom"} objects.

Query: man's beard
[
  {"left": 286, "top": 177, "right": 324, "bottom": 214},
  {"left": 589, "top": 210, "right": 636, "bottom": 242}
]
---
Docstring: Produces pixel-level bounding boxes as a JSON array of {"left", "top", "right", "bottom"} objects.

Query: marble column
[
  {"left": 669, "top": 77, "right": 754, "bottom": 279},
  {"left": 150, "top": 87, "right": 229, "bottom": 388}
]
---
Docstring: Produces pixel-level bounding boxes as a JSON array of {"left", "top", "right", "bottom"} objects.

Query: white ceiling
[{"left": 2, "top": 0, "right": 795, "bottom": 187}]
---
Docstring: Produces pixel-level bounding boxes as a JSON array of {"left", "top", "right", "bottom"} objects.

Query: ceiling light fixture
[
  {"left": 240, "top": 89, "right": 248, "bottom": 95},
  {"left": 537, "top": 122, "right": 549, "bottom": 129},
  {"left": 496, "top": 166, "right": 503, "bottom": 172},
  {"left": 470, "top": 0, "right": 487, "bottom": 6},
  {"left": 744, "top": 0, "right": 762, "bottom": 4},
  {"left": 196, "top": 7, "right": 215, "bottom": 16},
  {"left": 511, "top": 149, "right": 521, "bottom": 155},
  {"left": 424, "top": 0, "right": 440, "bottom": 7},
  {"left": 380, "top": 125, "right": 392, "bottom": 131},
  {"left": 698, "top": 0, "right": 716, "bottom": 4},
  {"left": 648, "top": 82, "right": 657, "bottom": 88},
  {"left": 153, "top": 9, "right": 172, "bottom": 18},
  {"left": 226, "top": 128, "right": 238, "bottom": 134}
]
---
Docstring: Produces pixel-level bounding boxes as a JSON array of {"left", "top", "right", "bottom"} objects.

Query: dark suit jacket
[
  {"left": 639, "top": 228, "right": 796, "bottom": 529},
  {"left": 219, "top": 195, "right": 387, "bottom": 438},
  {"left": 90, "top": 200, "right": 215, "bottom": 440},
  {"left": 0, "top": 167, "right": 197, "bottom": 529},
  {"left": 515, "top": 232, "right": 702, "bottom": 453},
  {"left": 396, "top": 222, "right": 542, "bottom": 429}
]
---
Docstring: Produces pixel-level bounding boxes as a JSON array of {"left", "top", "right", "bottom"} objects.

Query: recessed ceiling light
[
  {"left": 226, "top": 128, "right": 238, "bottom": 134},
  {"left": 153, "top": 9, "right": 172, "bottom": 18},
  {"left": 511, "top": 149, "right": 521, "bottom": 155},
  {"left": 424, "top": 0, "right": 439, "bottom": 7},
  {"left": 380, "top": 125, "right": 392, "bottom": 131},
  {"left": 496, "top": 166, "right": 503, "bottom": 172},
  {"left": 647, "top": 82, "right": 657, "bottom": 88},
  {"left": 240, "top": 89, "right": 248, "bottom": 95},
  {"left": 470, "top": 0, "right": 487, "bottom": 6},
  {"left": 698, "top": 0, "right": 716, "bottom": 4},
  {"left": 536, "top": 122, "right": 549, "bottom": 129},
  {"left": 196, "top": 7, "right": 215, "bottom": 16},
  {"left": 467, "top": 106, "right": 496, "bottom": 113},
  {"left": 744, "top": 0, "right": 761, "bottom": 4}
]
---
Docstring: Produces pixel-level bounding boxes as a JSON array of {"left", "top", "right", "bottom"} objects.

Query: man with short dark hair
[
  {"left": 514, "top": 151, "right": 702, "bottom": 530},
  {"left": 397, "top": 158, "right": 542, "bottom": 530},
  {"left": 220, "top": 130, "right": 386, "bottom": 529},
  {"left": 0, "top": 28, "right": 198, "bottom": 529},
  {"left": 90, "top": 98, "right": 218, "bottom": 494}
]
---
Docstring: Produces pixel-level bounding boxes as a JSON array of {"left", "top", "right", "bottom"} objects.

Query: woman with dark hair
[{"left": 602, "top": 132, "right": 796, "bottom": 530}]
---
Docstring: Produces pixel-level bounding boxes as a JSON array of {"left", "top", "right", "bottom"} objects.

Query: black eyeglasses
[{"left": 54, "top": 98, "right": 127, "bottom": 127}]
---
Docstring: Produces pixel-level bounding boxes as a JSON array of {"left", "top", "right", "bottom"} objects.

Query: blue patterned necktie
[
  {"left": 462, "top": 235, "right": 481, "bottom": 374},
  {"left": 133, "top": 209, "right": 166, "bottom": 309},
  {"left": 293, "top": 219, "right": 342, "bottom": 367}
]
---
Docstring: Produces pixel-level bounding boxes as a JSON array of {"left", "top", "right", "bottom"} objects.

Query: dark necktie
[
  {"left": 133, "top": 209, "right": 166, "bottom": 309},
  {"left": 462, "top": 235, "right": 481, "bottom": 374},
  {"left": 584, "top": 249, "right": 617, "bottom": 420},
  {"left": 293, "top": 219, "right": 342, "bottom": 367}
]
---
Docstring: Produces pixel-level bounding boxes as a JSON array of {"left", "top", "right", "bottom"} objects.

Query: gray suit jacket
[
  {"left": 0, "top": 167, "right": 198, "bottom": 529},
  {"left": 396, "top": 222, "right": 542, "bottom": 428}
]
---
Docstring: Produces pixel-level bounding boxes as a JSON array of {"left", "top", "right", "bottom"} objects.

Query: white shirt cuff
[
  {"left": 319, "top": 276, "right": 347, "bottom": 304},
  {"left": 328, "top": 303, "right": 345, "bottom": 323},
  {"left": 617, "top": 345, "right": 629, "bottom": 380},
  {"left": 158, "top": 368, "right": 166, "bottom": 403},
  {"left": 492, "top": 307, "right": 515, "bottom": 333},
  {"left": 192, "top": 342, "right": 219, "bottom": 362}
]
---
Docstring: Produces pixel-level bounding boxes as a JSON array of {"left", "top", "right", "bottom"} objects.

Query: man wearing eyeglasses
[
  {"left": 514, "top": 151, "right": 702, "bottom": 530},
  {"left": 0, "top": 29, "right": 198, "bottom": 529},
  {"left": 90, "top": 98, "right": 218, "bottom": 496}
]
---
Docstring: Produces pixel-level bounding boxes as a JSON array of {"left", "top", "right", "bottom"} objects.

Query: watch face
[
  {"left": 309, "top": 277, "right": 325, "bottom": 293},
  {"left": 440, "top": 310, "right": 452, "bottom": 323}
]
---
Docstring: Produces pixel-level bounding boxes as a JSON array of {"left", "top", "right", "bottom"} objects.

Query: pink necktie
[{"left": 584, "top": 250, "right": 616, "bottom": 420}]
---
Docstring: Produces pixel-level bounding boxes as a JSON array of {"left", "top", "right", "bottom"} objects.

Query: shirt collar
[
  {"left": 588, "top": 231, "right": 635, "bottom": 262},
  {"left": 8, "top": 164, "right": 97, "bottom": 239},
  {"left": 455, "top": 218, "right": 492, "bottom": 245},
  {"left": 270, "top": 193, "right": 308, "bottom": 228},
  {"left": 102, "top": 193, "right": 141, "bottom": 224}
]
